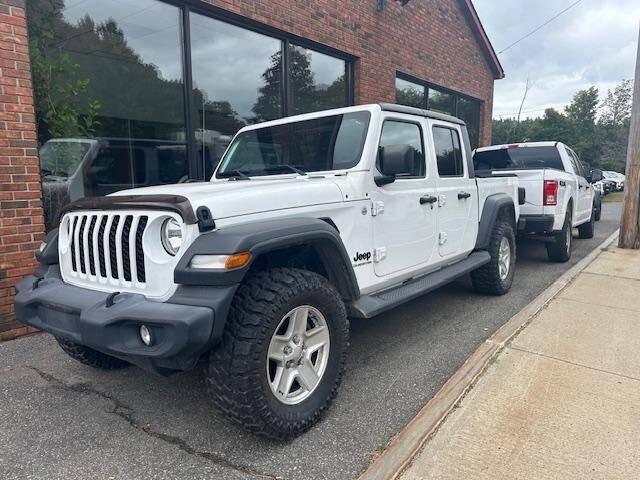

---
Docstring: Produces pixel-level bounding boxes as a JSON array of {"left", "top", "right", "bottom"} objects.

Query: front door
[
  {"left": 430, "top": 122, "right": 478, "bottom": 258},
  {"left": 371, "top": 116, "right": 439, "bottom": 277}
]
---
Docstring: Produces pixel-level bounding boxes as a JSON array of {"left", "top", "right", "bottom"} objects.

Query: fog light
[{"left": 140, "top": 325, "right": 153, "bottom": 346}]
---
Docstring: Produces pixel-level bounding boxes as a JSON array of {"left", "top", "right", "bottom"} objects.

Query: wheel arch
[
  {"left": 174, "top": 217, "right": 360, "bottom": 301},
  {"left": 475, "top": 194, "right": 516, "bottom": 251}
]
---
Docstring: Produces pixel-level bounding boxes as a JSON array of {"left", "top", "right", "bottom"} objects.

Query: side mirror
[
  {"left": 589, "top": 168, "right": 603, "bottom": 183},
  {"left": 375, "top": 145, "right": 416, "bottom": 187}
]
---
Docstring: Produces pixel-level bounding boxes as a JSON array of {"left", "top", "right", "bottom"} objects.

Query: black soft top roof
[{"left": 378, "top": 103, "right": 466, "bottom": 126}]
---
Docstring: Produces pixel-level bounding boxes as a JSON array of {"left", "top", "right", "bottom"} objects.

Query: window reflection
[
  {"left": 396, "top": 78, "right": 425, "bottom": 109},
  {"left": 428, "top": 89, "right": 455, "bottom": 115},
  {"left": 288, "top": 45, "right": 347, "bottom": 115},
  {"left": 28, "top": 0, "right": 187, "bottom": 230},
  {"left": 457, "top": 97, "right": 482, "bottom": 149},
  {"left": 190, "top": 13, "right": 282, "bottom": 177}
]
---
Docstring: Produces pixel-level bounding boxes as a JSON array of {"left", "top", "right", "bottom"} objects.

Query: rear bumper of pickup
[
  {"left": 518, "top": 214, "right": 556, "bottom": 235},
  {"left": 14, "top": 266, "right": 237, "bottom": 374}
]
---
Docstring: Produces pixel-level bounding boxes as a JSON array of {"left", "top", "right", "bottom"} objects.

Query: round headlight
[{"left": 161, "top": 218, "right": 183, "bottom": 256}]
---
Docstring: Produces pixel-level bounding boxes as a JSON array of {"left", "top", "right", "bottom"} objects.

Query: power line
[{"left": 498, "top": 0, "right": 586, "bottom": 55}]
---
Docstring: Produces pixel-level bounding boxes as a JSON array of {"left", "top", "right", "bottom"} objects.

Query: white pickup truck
[
  {"left": 474, "top": 142, "right": 602, "bottom": 262},
  {"left": 16, "top": 104, "right": 520, "bottom": 439}
]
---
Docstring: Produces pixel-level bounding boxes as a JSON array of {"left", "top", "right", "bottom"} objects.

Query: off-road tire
[
  {"left": 578, "top": 209, "right": 595, "bottom": 239},
  {"left": 547, "top": 210, "right": 572, "bottom": 263},
  {"left": 56, "top": 337, "right": 129, "bottom": 370},
  {"left": 471, "top": 221, "right": 516, "bottom": 295},
  {"left": 206, "top": 268, "right": 349, "bottom": 440}
]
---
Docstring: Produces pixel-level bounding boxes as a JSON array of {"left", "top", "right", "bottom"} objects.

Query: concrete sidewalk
[{"left": 400, "top": 245, "right": 640, "bottom": 480}]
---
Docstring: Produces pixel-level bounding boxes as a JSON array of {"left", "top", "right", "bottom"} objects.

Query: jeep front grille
[{"left": 67, "top": 213, "right": 149, "bottom": 284}]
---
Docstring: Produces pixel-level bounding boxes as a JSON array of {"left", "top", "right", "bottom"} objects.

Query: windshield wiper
[
  {"left": 265, "top": 165, "right": 308, "bottom": 176},
  {"left": 221, "top": 169, "right": 251, "bottom": 181}
]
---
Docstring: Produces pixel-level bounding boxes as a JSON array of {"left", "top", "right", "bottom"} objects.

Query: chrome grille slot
[{"left": 65, "top": 212, "right": 150, "bottom": 288}]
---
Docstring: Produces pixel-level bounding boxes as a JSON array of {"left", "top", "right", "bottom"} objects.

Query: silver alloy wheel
[
  {"left": 566, "top": 222, "right": 572, "bottom": 253},
  {"left": 498, "top": 236, "right": 511, "bottom": 281},
  {"left": 267, "top": 305, "right": 330, "bottom": 405}
]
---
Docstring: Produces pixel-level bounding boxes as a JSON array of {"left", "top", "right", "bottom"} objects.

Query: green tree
[{"left": 564, "top": 87, "right": 601, "bottom": 165}]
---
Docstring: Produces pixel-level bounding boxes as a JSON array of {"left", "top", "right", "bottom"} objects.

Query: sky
[{"left": 473, "top": 0, "right": 640, "bottom": 119}]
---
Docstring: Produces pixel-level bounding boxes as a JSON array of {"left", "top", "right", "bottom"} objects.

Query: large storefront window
[
  {"left": 395, "top": 74, "right": 483, "bottom": 150},
  {"left": 190, "top": 13, "right": 282, "bottom": 178},
  {"left": 28, "top": 0, "right": 187, "bottom": 230},
  {"left": 28, "top": 0, "right": 354, "bottom": 231}
]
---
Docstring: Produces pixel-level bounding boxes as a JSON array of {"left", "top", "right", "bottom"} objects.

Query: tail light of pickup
[{"left": 543, "top": 180, "right": 559, "bottom": 206}]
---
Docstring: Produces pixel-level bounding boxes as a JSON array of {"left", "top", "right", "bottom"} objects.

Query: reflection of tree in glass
[
  {"left": 396, "top": 87, "right": 425, "bottom": 109},
  {"left": 252, "top": 48, "right": 346, "bottom": 121},
  {"left": 27, "top": 0, "right": 186, "bottom": 144}
]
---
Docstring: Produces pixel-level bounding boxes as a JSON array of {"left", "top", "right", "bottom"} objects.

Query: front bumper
[{"left": 15, "top": 266, "right": 237, "bottom": 374}]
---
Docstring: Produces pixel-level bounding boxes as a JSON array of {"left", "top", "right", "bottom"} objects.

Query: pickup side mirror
[
  {"left": 588, "top": 168, "right": 603, "bottom": 183},
  {"left": 375, "top": 144, "right": 416, "bottom": 187}
]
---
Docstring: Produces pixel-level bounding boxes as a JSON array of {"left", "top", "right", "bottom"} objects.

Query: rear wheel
[
  {"left": 547, "top": 210, "right": 572, "bottom": 263},
  {"left": 206, "top": 268, "right": 349, "bottom": 440},
  {"left": 56, "top": 337, "right": 129, "bottom": 370},
  {"left": 471, "top": 220, "right": 516, "bottom": 295}
]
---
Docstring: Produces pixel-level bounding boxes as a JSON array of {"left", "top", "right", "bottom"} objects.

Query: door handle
[
  {"left": 458, "top": 191, "right": 472, "bottom": 199},
  {"left": 420, "top": 195, "right": 438, "bottom": 205}
]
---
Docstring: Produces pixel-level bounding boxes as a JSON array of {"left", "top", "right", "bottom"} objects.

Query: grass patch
[{"left": 603, "top": 192, "right": 624, "bottom": 203}]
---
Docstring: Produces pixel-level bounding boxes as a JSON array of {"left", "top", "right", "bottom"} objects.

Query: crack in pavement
[{"left": 25, "top": 366, "right": 282, "bottom": 480}]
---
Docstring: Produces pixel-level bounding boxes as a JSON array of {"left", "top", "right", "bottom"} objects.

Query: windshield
[
  {"left": 40, "top": 140, "right": 93, "bottom": 178},
  {"left": 216, "top": 111, "right": 371, "bottom": 178},
  {"left": 474, "top": 146, "right": 564, "bottom": 172}
]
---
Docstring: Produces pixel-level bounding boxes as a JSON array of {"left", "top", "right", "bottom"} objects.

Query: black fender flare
[
  {"left": 174, "top": 217, "right": 360, "bottom": 300},
  {"left": 475, "top": 194, "right": 516, "bottom": 251}
]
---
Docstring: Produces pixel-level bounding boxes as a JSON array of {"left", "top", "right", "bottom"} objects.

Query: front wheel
[
  {"left": 594, "top": 195, "right": 602, "bottom": 221},
  {"left": 578, "top": 210, "right": 595, "bottom": 239},
  {"left": 56, "top": 337, "right": 129, "bottom": 370},
  {"left": 206, "top": 268, "right": 349, "bottom": 440},
  {"left": 471, "top": 221, "right": 516, "bottom": 295}
]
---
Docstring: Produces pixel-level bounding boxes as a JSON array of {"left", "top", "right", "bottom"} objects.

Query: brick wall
[
  {"left": 201, "top": 0, "right": 499, "bottom": 145},
  {"left": 0, "top": 0, "right": 44, "bottom": 339}
]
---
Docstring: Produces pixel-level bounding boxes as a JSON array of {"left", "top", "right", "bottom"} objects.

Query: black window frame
[
  {"left": 377, "top": 119, "right": 427, "bottom": 180},
  {"left": 432, "top": 125, "right": 465, "bottom": 178},
  {"left": 155, "top": 0, "right": 356, "bottom": 181}
]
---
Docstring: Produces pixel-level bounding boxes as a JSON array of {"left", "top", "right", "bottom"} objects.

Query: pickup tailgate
[{"left": 497, "top": 169, "right": 545, "bottom": 215}]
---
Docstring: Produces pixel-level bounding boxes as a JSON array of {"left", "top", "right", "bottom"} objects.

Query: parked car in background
[
  {"left": 474, "top": 142, "right": 602, "bottom": 263},
  {"left": 603, "top": 171, "right": 625, "bottom": 191}
]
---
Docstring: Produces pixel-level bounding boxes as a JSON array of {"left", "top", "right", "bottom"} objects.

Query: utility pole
[{"left": 619, "top": 25, "right": 640, "bottom": 249}]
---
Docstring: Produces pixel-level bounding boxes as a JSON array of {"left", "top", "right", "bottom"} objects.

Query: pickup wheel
[
  {"left": 55, "top": 337, "right": 129, "bottom": 370},
  {"left": 594, "top": 194, "right": 602, "bottom": 222},
  {"left": 471, "top": 221, "right": 516, "bottom": 295},
  {"left": 547, "top": 210, "right": 573, "bottom": 262},
  {"left": 578, "top": 209, "right": 595, "bottom": 239},
  {"left": 206, "top": 268, "right": 349, "bottom": 440}
]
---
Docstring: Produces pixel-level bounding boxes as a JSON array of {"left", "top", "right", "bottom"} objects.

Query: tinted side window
[
  {"left": 378, "top": 121, "right": 425, "bottom": 178},
  {"left": 433, "top": 127, "right": 464, "bottom": 177}
]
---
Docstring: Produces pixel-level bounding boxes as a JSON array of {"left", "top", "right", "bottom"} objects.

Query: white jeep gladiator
[
  {"left": 474, "top": 142, "right": 603, "bottom": 262},
  {"left": 16, "top": 104, "right": 520, "bottom": 439}
]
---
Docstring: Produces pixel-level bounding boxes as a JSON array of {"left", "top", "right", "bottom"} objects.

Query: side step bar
[{"left": 348, "top": 251, "right": 491, "bottom": 319}]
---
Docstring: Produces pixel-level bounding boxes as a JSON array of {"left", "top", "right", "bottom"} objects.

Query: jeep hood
[{"left": 111, "top": 177, "right": 345, "bottom": 220}]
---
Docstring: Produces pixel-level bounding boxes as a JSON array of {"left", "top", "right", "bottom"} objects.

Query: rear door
[
  {"left": 565, "top": 147, "right": 592, "bottom": 223},
  {"left": 430, "top": 122, "right": 478, "bottom": 258}
]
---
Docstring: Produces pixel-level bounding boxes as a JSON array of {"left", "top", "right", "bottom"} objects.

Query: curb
[{"left": 358, "top": 229, "right": 621, "bottom": 480}]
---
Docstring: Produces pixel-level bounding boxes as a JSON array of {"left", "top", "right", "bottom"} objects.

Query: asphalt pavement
[{"left": 0, "top": 202, "right": 622, "bottom": 480}]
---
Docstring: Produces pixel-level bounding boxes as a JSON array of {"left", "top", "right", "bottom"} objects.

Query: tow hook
[
  {"left": 32, "top": 276, "right": 44, "bottom": 290},
  {"left": 105, "top": 291, "right": 121, "bottom": 308}
]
